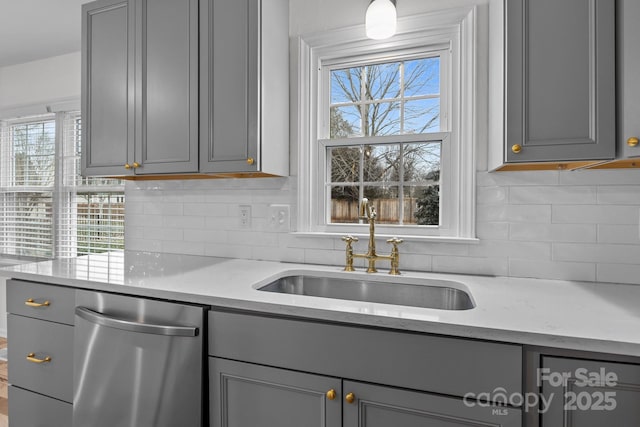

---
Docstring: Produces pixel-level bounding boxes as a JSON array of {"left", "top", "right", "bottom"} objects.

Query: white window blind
[{"left": 0, "top": 112, "right": 125, "bottom": 259}]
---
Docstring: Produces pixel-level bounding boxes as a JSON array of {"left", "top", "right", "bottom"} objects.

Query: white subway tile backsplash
[
  {"left": 432, "top": 256, "right": 509, "bottom": 276},
  {"left": 552, "top": 205, "right": 640, "bottom": 225},
  {"left": 124, "top": 173, "right": 640, "bottom": 284},
  {"left": 509, "top": 223, "right": 597, "bottom": 243},
  {"left": 509, "top": 259, "right": 596, "bottom": 281},
  {"left": 596, "top": 263, "right": 640, "bottom": 285},
  {"left": 509, "top": 186, "right": 596, "bottom": 205},
  {"left": 596, "top": 186, "right": 640, "bottom": 205},
  {"left": 477, "top": 205, "right": 551, "bottom": 223},
  {"left": 597, "top": 224, "right": 640, "bottom": 244},
  {"left": 553, "top": 243, "right": 639, "bottom": 264}
]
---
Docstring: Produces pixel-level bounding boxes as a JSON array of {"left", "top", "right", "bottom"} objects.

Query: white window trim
[{"left": 294, "top": 6, "right": 478, "bottom": 242}]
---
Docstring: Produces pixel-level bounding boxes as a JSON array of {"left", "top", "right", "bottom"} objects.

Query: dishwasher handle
[{"left": 75, "top": 307, "right": 199, "bottom": 337}]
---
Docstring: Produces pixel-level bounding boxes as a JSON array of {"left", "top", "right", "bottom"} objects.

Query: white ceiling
[{"left": 0, "top": 0, "right": 92, "bottom": 68}]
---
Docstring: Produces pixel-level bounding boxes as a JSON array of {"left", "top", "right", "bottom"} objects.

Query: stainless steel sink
[{"left": 258, "top": 275, "right": 475, "bottom": 310}]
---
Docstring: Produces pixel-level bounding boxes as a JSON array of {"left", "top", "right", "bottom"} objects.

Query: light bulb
[{"left": 365, "top": 0, "right": 397, "bottom": 40}]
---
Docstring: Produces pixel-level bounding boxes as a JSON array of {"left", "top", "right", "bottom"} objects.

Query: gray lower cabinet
[
  {"left": 208, "top": 310, "right": 523, "bottom": 427},
  {"left": 210, "top": 358, "right": 522, "bottom": 427},
  {"left": 6, "top": 280, "right": 75, "bottom": 426},
  {"left": 540, "top": 357, "right": 640, "bottom": 426},
  {"left": 199, "top": 0, "right": 288, "bottom": 176},
  {"left": 8, "top": 386, "right": 72, "bottom": 427},
  {"left": 210, "top": 358, "right": 342, "bottom": 427},
  {"left": 82, "top": 0, "right": 199, "bottom": 177},
  {"left": 501, "top": 0, "right": 615, "bottom": 165},
  {"left": 344, "top": 380, "right": 522, "bottom": 427}
]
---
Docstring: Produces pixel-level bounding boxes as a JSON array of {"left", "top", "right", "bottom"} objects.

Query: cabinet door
[
  {"left": 200, "top": 0, "right": 260, "bottom": 173},
  {"left": 618, "top": 0, "right": 640, "bottom": 159},
  {"left": 505, "top": 0, "right": 615, "bottom": 163},
  {"left": 209, "top": 358, "right": 341, "bottom": 427},
  {"left": 9, "top": 386, "right": 72, "bottom": 427},
  {"left": 343, "top": 381, "right": 522, "bottom": 427},
  {"left": 541, "top": 357, "right": 640, "bottom": 425},
  {"left": 82, "top": 0, "right": 134, "bottom": 177},
  {"left": 134, "top": 0, "right": 199, "bottom": 174}
]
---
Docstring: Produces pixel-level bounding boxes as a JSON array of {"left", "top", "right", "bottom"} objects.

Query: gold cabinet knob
[
  {"left": 132, "top": 162, "right": 141, "bottom": 168},
  {"left": 511, "top": 144, "right": 522, "bottom": 154},
  {"left": 345, "top": 392, "right": 355, "bottom": 404},
  {"left": 124, "top": 163, "right": 131, "bottom": 169},
  {"left": 26, "top": 353, "right": 52, "bottom": 364},
  {"left": 247, "top": 157, "right": 255, "bottom": 165},
  {"left": 25, "top": 298, "right": 50, "bottom": 308},
  {"left": 326, "top": 389, "right": 337, "bottom": 400},
  {"left": 628, "top": 137, "right": 639, "bottom": 147}
]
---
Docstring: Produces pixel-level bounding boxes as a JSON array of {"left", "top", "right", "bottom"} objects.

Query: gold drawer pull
[
  {"left": 511, "top": 144, "right": 522, "bottom": 154},
  {"left": 628, "top": 137, "right": 639, "bottom": 147},
  {"left": 132, "top": 161, "right": 141, "bottom": 168},
  {"left": 26, "top": 353, "right": 52, "bottom": 364},
  {"left": 25, "top": 298, "right": 50, "bottom": 308},
  {"left": 345, "top": 392, "right": 355, "bottom": 404},
  {"left": 326, "top": 389, "right": 337, "bottom": 400},
  {"left": 247, "top": 157, "right": 255, "bottom": 165}
]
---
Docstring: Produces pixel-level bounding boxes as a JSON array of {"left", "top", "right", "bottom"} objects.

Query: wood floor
[{"left": 0, "top": 337, "right": 7, "bottom": 427}]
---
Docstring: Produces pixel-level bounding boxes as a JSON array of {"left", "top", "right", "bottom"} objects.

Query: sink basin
[{"left": 258, "top": 275, "right": 475, "bottom": 310}]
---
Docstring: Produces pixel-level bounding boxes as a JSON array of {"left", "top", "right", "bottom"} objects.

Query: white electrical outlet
[
  {"left": 239, "top": 205, "right": 251, "bottom": 228},
  {"left": 268, "top": 204, "right": 290, "bottom": 231}
]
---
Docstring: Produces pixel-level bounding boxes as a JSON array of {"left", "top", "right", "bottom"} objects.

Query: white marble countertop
[{"left": 1, "top": 251, "right": 639, "bottom": 357}]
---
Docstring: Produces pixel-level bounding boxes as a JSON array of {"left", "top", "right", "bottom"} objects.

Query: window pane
[
  {"left": 330, "top": 106, "right": 361, "bottom": 138},
  {"left": 330, "top": 146, "right": 360, "bottom": 183},
  {"left": 365, "top": 102, "right": 401, "bottom": 136},
  {"left": 404, "top": 98, "right": 440, "bottom": 133},
  {"left": 76, "top": 193, "right": 125, "bottom": 255},
  {"left": 364, "top": 62, "right": 400, "bottom": 101},
  {"left": 330, "top": 186, "right": 360, "bottom": 223},
  {"left": 364, "top": 186, "right": 399, "bottom": 224},
  {"left": 404, "top": 57, "right": 440, "bottom": 97},
  {"left": 403, "top": 142, "right": 441, "bottom": 182},
  {"left": 363, "top": 144, "right": 400, "bottom": 182},
  {"left": 412, "top": 184, "right": 440, "bottom": 225},
  {"left": 0, "top": 192, "right": 53, "bottom": 257},
  {"left": 331, "top": 67, "right": 362, "bottom": 104},
  {"left": 12, "top": 121, "right": 55, "bottom": 187}
]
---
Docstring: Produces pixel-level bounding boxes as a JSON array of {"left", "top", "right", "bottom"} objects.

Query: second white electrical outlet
[{"left": 239, "top": 205, "right": 251, "bottom": 228}]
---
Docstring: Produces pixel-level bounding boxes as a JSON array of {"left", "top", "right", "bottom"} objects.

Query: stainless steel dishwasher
[{"left": 73, "top": 290, "right": 206, "bottom": 427}]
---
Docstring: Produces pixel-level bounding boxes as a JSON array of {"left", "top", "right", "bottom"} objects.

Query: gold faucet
[{"left": 341, "top": 198, "right": 403, "bottom": 275}]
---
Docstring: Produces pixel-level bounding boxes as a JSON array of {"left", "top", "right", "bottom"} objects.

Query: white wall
[{"left": 0, "top": 52, "right": 81, "bottom": 116}]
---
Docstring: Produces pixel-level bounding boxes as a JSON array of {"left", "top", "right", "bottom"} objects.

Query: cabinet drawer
[
  {"left": 9, "top": 385, "right": 72, "bottom": 427},
  {"left": 7, "top": 280, "right": 75, "bottom": 325},
  {"left": 7, "top": 314, "right": 74, "bottom": 403},
  {"left": 209, "top": 310, "right": 522, "bottom": 399}
]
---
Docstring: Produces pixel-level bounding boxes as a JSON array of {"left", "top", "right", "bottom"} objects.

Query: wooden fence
[{"left": 331, "top": 198, "right": 418, "bottom": 224}]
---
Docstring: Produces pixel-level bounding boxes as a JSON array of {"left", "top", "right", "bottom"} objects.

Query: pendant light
[{"left": 365, "top": 0, "right": 397, "bottom": 40}]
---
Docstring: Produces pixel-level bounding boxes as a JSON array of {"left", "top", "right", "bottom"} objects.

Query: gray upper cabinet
[
  {"left": 200, "top": 0, "right": 289, "bottom": 176},
  {"left": 82, "top": 0, "right": 134, "bottom": 177},
  {"left": 133, "top": 0, "right": 199, "bottom": 174},
  {"left": 490, "top": 0, "right": 616, "bottom": 169},
  {"left": 617, "top": 0, "right": 640, "bottom": 160},
  {"left": 82, "top": 0, "right": 199, "bottom": 177}
]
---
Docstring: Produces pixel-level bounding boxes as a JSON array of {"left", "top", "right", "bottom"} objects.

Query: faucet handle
[
  {"left": 342, "top": 235, "right": 359, "bottom": 244},
  {"left": 386, "top": 237, "right": 403, "bottom": 246}
]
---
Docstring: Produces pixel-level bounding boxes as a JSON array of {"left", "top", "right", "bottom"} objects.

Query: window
[
  {"left": 0, "top": 112, "right": 124, "bottom": 259},
  {"left": 324, "top": 54, "right": 446, "bottom": 226},
  {"left": 297, "top": 7, "right": 478, "bottom": 240}
]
